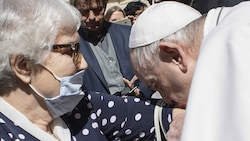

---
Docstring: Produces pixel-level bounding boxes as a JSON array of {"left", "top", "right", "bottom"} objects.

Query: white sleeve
[{"left": 181, "top": 2, "right": 250, "bottom": 141}]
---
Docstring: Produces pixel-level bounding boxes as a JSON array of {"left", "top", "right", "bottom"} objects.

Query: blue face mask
[{"left": 29, "top": 65, "right": 85, "bottom": 118}]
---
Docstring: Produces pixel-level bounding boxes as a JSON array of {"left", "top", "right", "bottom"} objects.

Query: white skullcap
[{"left": 129, "top": 1, "right": 202, "bottom": 48}]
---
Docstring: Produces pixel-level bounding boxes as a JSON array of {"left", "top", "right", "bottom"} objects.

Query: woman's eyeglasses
[{"left": 52, "top": 42, "right": 80, "bottom": 65}]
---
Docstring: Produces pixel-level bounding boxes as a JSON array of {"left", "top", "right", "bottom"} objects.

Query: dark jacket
[
  {"left": 192, "top": 0, "right": 247, "bottom": 14},
  {"left": 79, "top": 22, "right": 154, "bottom": 99}
]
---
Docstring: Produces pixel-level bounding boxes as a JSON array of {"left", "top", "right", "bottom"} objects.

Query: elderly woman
[
  {"left": 0, "top": 0, "right": 86, "bottom": 140},
  {"left": 0, "top": 0, "right": 184, "bottom": 140}
]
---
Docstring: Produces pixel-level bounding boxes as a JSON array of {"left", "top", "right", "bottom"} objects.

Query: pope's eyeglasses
[{"left": 52, "top": 42, "right": 80, "bottom": 65}]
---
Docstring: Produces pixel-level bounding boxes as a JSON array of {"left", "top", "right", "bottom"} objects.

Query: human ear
[
  {"left": 159, "top": 41, "right": 187, "bottom": 73},
  {"left": 10, "top": 55, "right": 32, "bottom": 84}
]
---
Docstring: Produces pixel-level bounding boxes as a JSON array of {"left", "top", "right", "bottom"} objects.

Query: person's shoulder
[
  {"left": 113, "top": 18, "right": 132, "bottom": 26},
  {"left": 105, "top": 21, "right": 131, "bottom": 31},
  {"left": 231, "top": 1, "right": 250, "bottom": 14}
]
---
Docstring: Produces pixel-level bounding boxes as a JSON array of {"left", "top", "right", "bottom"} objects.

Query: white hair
[
  {"left": 0, "top": 0, "right": 81, "bottom": 92},
  {"left": 130, "top": 15, "right": 205, "bottom": 75}
]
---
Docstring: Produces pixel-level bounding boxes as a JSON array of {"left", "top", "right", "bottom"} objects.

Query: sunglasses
[{"left": 52, "top": 42, "right": 80, "bottom": 65}]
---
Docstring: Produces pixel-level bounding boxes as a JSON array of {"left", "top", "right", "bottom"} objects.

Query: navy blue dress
[{"left": 0, "top": 91, "right": 172, "bottom": 140}]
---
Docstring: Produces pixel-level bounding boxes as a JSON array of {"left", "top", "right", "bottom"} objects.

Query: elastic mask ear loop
[
  {"left": 29, "top": 84, "right": 46, "bottom": 99},
  {"left": 41, "top": 64, "right": 61, "bottom": 81}
]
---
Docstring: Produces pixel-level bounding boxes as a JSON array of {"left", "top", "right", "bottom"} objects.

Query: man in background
[
  {"left": 124, "top": 1, "right": 147, "bottom": 24},
  {"left": 71, "top": 0, "right": 154, "bottom": 98}
]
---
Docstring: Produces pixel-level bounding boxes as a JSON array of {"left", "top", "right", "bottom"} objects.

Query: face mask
[{"left": 29, "top": 65, "right": 85, "bottom": 118}]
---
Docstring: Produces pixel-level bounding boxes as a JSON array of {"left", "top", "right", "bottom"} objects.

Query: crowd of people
[
  {"left": 105, "top": 1, "right": 147, "bottom": 25},
  {"left": 1, "top": 0, "right": 250, "bottom": 141},
  {"left": 71, "top": 0, "right": 154, "bottom": 99}
]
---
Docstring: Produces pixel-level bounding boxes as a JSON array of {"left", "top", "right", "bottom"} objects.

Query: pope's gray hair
[{"left": 130, "top": 15, "right": 205, "bottom": 74}]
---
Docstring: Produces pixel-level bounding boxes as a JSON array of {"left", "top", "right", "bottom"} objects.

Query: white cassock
[{"left": 181, "top": 1, "right": 250, "bottom": 141}]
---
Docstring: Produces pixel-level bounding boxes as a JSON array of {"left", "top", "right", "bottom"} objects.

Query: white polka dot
[
  {"left": 134, "top": 98, "right": 140, "bottom": 102},
  {"left": 113, "top": 130, "right": 119, "bottom": 136},
  {"left": 124, "top": 98, "right": 128, "bottom": 103},
  {"left": 121, "top": 121, "right": 126, "bottom": 128},
  {"left": 90, "top": 113, "right": 97, "bottom": 120},
  {"left": 100, "top": 96, "right": 104, "bottom": 100},
  {"left": 87, "top": 94, "right": 91, "bottom": 100},
  {"left": 125, "top": 129, "right": 132, "bottom": 135},
  {"left": 114, "top": 137, "right": 121, "bottom": 141},
  {"left": 73, "top": 136, "right": 76, "bottom": 141},
  {"left": 110, "top": 115, "right": 117, "bottom": 123},
  {"left": 18, "top": 134, "right": 25, "bottom": 139},
  {"left": 150, "top": 127, "right": 155, "bottom": 133},
  {"left": 135, "top": 113, "right": 142, "bottom": 121},
  {"left": 15, "top": 139, "right": 20, "bottom": 141},
  {"left": 102, "top": 118, "right": 107, "bottom": 126},
  {"left": 8, "top": 133, "right": 13, "bottom": 138},
  {"left": 139, "top": 132, "right": 146, "bottom": 138},
  {"left": 0, "top": 118, "right": 5, "bottom": 123},
  {"left": 74, "top": 113, "right": 81, "bottom": 119},
  {"left": 145, "top": 100, "right": 151, "bottom": 106},
  {"left": 87, "top": 103, "right": 92, "bottom": 109},
  {"left": 134, "top": 138, "right": 139, "bottom": 141},
  {"left": 168, "top": 114, "right": 172, "bottom": 123},
  {"left": 96, "top": 109, "right": 102, "bottom": 117},
  {"left": 1, "top": 139, "right": 5, "bottom": 141},
  {"left": 108, "top": 101, "right": 115, "bottom": 108},
  {"left": 92, "top": 122, "right": 98, "bottom": 129},
  {"left": 82, "top": 129, "right": 89, "bottom": 136}
]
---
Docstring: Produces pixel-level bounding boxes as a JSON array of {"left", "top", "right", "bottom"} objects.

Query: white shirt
[
  {"left": 182, "top": 1, "right": 250, "bottom": 141},
  {"left": 0, "top": 97, "right": 71, "bottom": 141}
]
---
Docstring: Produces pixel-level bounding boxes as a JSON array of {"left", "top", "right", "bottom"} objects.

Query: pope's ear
[
  {"left": 10, "top": 55, "right": 32, "bottom": 84},
  {"left": 159, "top": 41, "right": 187, "bottom": 73}
]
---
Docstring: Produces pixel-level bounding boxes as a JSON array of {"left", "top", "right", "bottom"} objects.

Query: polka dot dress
[
  {"left": 0, "top": 115, "right": 40, "bottom": 141},
  {"left": 0, "top": 91, "right": 173, "bottom": 141}
]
